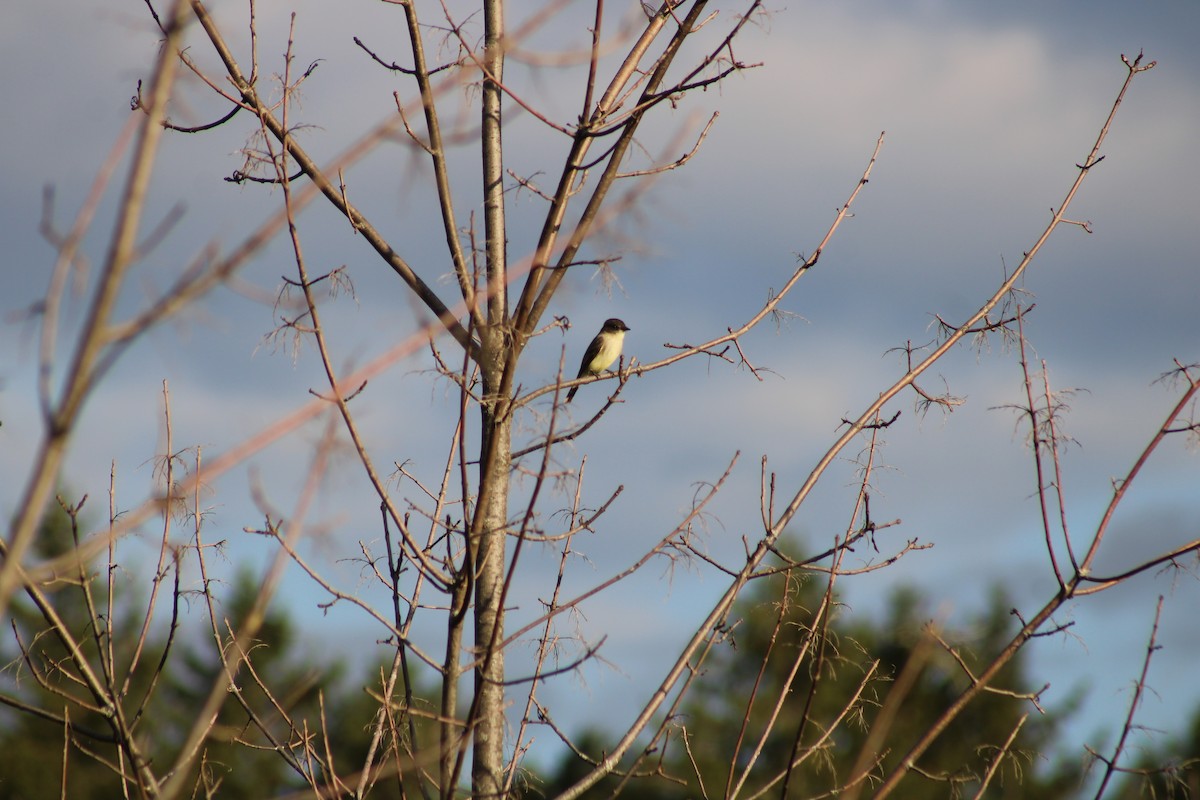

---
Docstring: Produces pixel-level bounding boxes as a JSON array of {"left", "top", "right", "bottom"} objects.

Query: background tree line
[{"left": 3, "top": 508, "right": 1197, "bottom": 798}]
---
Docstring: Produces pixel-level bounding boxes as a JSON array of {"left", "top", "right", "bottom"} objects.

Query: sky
[{"left": 3, "top": 0, "right": 1200, "bottom": 789}]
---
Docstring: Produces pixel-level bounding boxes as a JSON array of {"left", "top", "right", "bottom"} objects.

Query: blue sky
[{"left": 3, "top": 0, "right": 1199, "bottom": 785}]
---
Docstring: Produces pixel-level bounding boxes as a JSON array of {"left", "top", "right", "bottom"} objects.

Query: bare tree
[{"left": 4, "top": 1, "right": 1197, "bottom": 799}]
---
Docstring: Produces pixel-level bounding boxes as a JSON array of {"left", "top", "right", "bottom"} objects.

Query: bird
[{"left": 565, "top": 318, "right": 630, "bottom": 402}]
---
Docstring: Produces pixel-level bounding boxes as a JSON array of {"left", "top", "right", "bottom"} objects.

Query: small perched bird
[{"left": 566, "top": 318, "right": 630, "bottom": 402}]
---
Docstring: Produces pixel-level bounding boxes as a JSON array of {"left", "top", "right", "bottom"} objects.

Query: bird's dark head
[{"left": 602, "top": 318, "right": 630, "bottom": 332}]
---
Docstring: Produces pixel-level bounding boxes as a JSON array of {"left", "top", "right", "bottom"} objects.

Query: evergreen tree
[
  {"left": 0, "top": 499, "right": 152, "bottom": 800},
  {"left": 542, "top": 565, "right": 1085, "bottom": 799},
  {"left": 0, "top": 502, "right": 391, "bottom": 798}
]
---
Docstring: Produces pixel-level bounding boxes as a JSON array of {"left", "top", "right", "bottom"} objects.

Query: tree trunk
[
  {"left": 472, "top": 394, "right": 510, "bottom": 798},
  {"left": 473, "top": 0, "right": 508, "bottom": 795}
]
